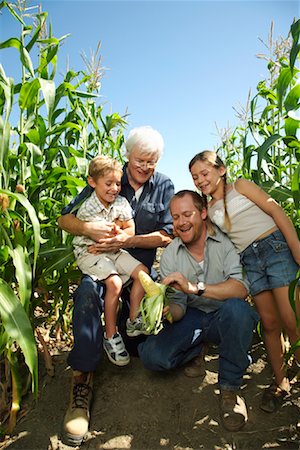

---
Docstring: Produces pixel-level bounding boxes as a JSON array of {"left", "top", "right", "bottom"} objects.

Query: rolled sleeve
[{"left": 160, "top": 244, "right": 188, "bottom": 314}]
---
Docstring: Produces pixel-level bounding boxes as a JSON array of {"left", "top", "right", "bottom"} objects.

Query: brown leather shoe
[
  {"left": 184, "top": 345, "right": 207, "bottom": 378},
  {"left": 184, "top": 353, "right": 206, "bottom": 378},
  {"left": 219, "top": 389, "right": 248, "bottom": 431}
]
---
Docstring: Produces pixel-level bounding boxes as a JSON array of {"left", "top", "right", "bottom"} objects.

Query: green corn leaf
[
  {"left": 9, "top": 245, "right": 32, "bottom": 312},
  {"left": 291, "top": 166, "right": 300, "bottom": 210},
  {"left": 285, "top": 117, "right": 300, "bottom": 137},
  {"left": 26, "top": 12, "right": 48, "bottom": 52},
  {"left": 285, "top": 338, "right": 300, "bottom": 363},
  {"left": 38, "top": 78, "right": 55, "bottom": 123},
  {"left": 290, "top": 19, "right": 300, "bottom": 70},
  {"left": 284, "top": 84, "right": 300, "bottom": 112},
  {"left": 0, "top": 190, "right": 41, "bottom": 274},
  {"left": 256, "top": 134, "right": 281, "bottom": 175},
  {"left": 20, "top": 46, "right": 35, "bottom": 78},
  {"left": 276, "top": 68, "right": 293, "bottom": 112},
  {"left": 1, "top": 1, "right": 25, "bottom": 25},
  {"left": 39, "top": 245, "right": 75, "bottom": 276},
  {"left": 0, "top": 278, "right": 38, "bottom": 394},
  {"left": 19, "top": 79, "right": 40, "bottom": 110}
]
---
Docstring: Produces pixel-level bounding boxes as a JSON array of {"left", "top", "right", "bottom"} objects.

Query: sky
[{"left": 1, "top": 0, "right": 299, "bottom": 191}]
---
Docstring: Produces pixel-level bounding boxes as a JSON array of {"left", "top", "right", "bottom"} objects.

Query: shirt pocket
[{"left": 138, "top": 202, "right": 165, "bottom": 232}]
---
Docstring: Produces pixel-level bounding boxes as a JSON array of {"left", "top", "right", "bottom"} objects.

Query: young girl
[{"left": 189, "top": 150, "right": 300, "bottom": 413}]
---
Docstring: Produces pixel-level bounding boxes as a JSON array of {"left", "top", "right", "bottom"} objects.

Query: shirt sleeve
[
  {"left": 160, "top": 245, "right": 188, "bottom": 314},
  {"left": 117, "top": 196, "right": 134, "bottom": 221}
]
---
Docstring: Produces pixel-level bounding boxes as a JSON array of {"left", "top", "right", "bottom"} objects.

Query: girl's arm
[{"left": 235, "top": 179, "right": 300, "bottom": 265}]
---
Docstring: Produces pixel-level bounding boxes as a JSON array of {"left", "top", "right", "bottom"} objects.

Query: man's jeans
[
  {"left": 67, "top": 273, "right": 151, "bottom": 372},
  {"left": 67, "top": 275, "right": 105, "bottom": 373},
  {"left": 138, "top": 298, "right": 259, "bottom": 391}
]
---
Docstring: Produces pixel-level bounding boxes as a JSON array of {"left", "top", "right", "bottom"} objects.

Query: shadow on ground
[{"left": 1, "top": 335, "right": 300, "bottom": 450}]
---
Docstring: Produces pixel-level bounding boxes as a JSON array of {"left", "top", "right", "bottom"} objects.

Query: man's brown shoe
[
  {"left": 184, "top": 344, "right": 207, "bottom": 378},
  {"left": 219, "top": 389, "right": 248, "bottom": 432},
  {"left": 184, "top": 354, "right": 206, "bottom": 378},
  {"left": 63, "top": 371, "right": 93, "bottom": 447}
]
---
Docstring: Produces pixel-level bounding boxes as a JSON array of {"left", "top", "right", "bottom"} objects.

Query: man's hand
[
  {"left": 88, "top": 228, "right": 129, "bottom": 254},
  {"left": 162, "top": 272, "right": 198, "bottom": 295},
  {"left": 85, "top": 221, "right": 119, "bottom": 242}
]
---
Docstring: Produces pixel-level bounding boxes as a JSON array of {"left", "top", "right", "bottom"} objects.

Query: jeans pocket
[{"left": 267, "top": 236, "right": 289, "bottom": 254}]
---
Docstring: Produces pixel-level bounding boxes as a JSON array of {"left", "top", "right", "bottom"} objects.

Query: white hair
[{"left": 125, "top": 126, "right": 164, "bottom": 160}]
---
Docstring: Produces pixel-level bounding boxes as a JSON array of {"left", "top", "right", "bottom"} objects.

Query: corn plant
[
  {"left": 218, "top": 20, "right": 300, "bottom": 233},
  {"left": 0, "top": 0, "right": 127, "bottom": 433},
  {"left": 217, "top": 19, "right": 300, "bottom": 359}
]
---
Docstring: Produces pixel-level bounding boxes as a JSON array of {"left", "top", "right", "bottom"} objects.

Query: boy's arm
[
  {"left": 58, "top": 214, "right": 117, "bottom": 242},
  {"left": 115, "top": 218, "right": 135, "bottom": 237}
]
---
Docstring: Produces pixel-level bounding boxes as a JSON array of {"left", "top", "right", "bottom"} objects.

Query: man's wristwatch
[{"left": 196, "top": 281, "right": 206, "bottom": 296}]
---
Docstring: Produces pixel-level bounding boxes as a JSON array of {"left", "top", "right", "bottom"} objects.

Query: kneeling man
[{"left": 138, "top": 190, "right": 259, "bottom": 432}]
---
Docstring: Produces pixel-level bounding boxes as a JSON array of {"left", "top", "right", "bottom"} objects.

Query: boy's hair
[
  {"left": 125, "top": 126, "right": 164, "bottom": 160},
  {"left": 170, "top": 189, "right": 215, "bottom": 235},
  {"left": 188, "top": 151, "right": 231, "bottom": 231},
  {"left": 88, "top": 155, "right": 123, "bottom": 180}
]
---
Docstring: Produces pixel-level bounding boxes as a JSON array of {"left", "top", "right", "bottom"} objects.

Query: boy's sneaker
[
  {"left": 63, "top": 371, "right": 93, "bottom": 447},
  {"left": 126, "top": 316, "right": 150, "bottom": 337},
  {"left": 103, "top": 332, "right": 130, "bottom": 366}
]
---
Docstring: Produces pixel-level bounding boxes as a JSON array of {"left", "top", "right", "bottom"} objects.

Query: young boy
[{"left": 73, "top": 155, "right": 149, "bottom": 366}]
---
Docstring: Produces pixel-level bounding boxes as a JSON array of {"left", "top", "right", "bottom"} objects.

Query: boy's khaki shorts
[{"left": 76, "top": 249, "right": 141, "bottom": 284}]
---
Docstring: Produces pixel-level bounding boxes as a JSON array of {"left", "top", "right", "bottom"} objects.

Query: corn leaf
[
  {"left": 9, "top": 245, "right": 32, "bottom": 312},
  {"left": 0, "top": 190, "right": 41, "bottom": 274},
  {"left": 0, "top": 279, "right": 38, "bottom": 394}
]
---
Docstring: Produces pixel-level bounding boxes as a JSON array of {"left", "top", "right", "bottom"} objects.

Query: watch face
[{"left": 197, "top": 281, "right": 205, "bottom": 295}]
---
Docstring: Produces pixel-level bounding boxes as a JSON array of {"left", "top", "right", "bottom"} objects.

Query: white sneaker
[
  {"left": 103, "top": 332, "right": 130, "bottom": 366},
  {"left": 126, "top": 316, "right": 150, "bottom": 337}
]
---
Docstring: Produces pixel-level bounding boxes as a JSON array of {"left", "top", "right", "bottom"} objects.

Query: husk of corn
[{"left": 138, "top": 270, "right": 174, "bottom": 335}]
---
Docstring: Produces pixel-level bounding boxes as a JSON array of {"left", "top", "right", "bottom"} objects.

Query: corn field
[{"left": 0, "top": 0, "right": 299, "bottom": 437}]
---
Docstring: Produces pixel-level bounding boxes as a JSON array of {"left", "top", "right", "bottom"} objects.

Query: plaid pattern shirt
[{"left": 73, "top": 191, "right": 133, "bottom": 259}]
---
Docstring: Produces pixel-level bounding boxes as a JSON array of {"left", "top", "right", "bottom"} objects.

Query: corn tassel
[{"left": 138, "top": 270, "right": 173, "bottom": 335}]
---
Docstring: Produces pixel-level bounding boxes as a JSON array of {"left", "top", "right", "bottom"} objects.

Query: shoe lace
[{"left": 72, "top": 383, "right": 91, "bottom": 409}]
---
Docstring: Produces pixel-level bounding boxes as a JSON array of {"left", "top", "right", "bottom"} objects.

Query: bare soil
[{"left": 1, "top": 331, "right": 300, "bottom": 450}]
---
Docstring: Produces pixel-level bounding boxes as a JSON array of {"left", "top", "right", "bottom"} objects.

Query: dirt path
[{"left": 1, "top": 334, "right": 299, "bottom": 450}]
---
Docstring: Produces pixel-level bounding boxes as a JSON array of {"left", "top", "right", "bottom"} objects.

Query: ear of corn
[
  {"left": 138, "top": 270, "right": 162, "bottom": 296},
  {"left": 138, "top": 270, "right": 174, "bottom": 335}
]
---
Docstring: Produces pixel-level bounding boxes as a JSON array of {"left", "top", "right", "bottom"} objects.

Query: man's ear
[
  {"left": 201, "top": 207, "right": 208, "bottom": 220},
  {"left": 88, "top": 176, "right": 96, "bottom": 188}
]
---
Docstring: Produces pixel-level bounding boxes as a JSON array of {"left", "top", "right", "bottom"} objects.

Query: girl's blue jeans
[{"left": 138, "top": 298, "right": 259, "bottom": 391}]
